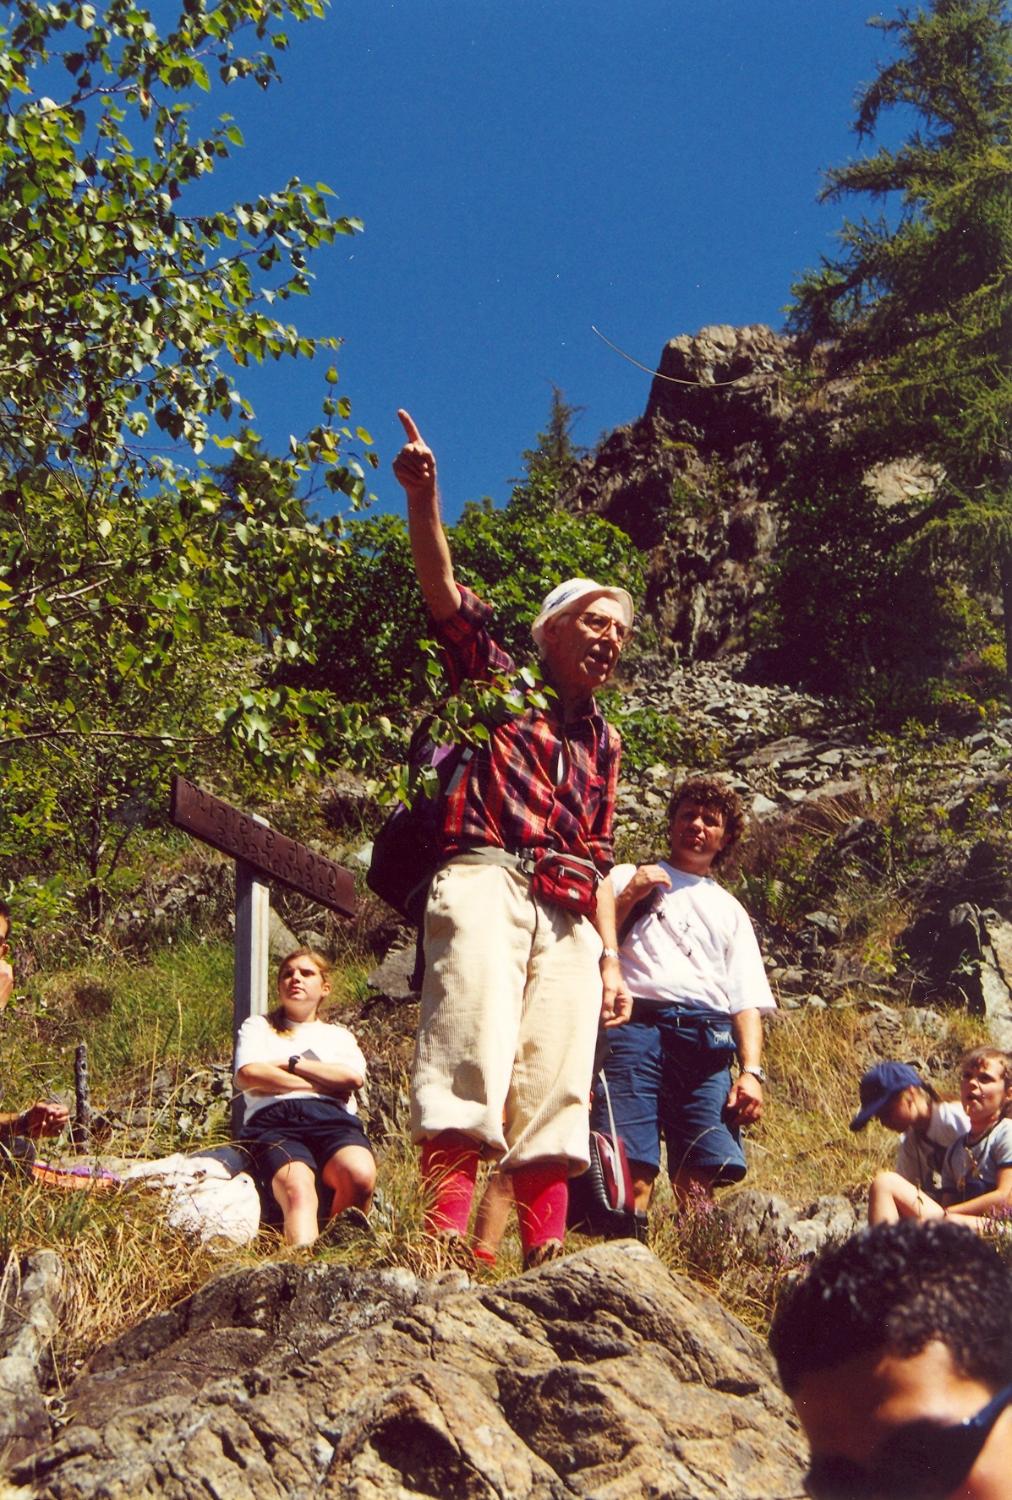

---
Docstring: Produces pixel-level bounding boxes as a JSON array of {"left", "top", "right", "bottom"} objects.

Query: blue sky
[{"left": 212, "top": 0, "right": 905, "bottom": 521}]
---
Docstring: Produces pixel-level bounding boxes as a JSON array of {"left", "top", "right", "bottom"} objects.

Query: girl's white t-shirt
[
  {"left": 234, "top": 1014, "right": 366, "bottom": 1124},
  {"left": 895, "top": 1100, "right": 969, "bottom": 1190}
]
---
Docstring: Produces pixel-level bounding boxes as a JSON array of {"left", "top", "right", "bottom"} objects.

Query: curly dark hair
[
  {"left": 770, "top": 1221, "right": 1012, "bottom": 1397},
  {"left": 666, "top": 776, "right": 746, "bottom": 865}
]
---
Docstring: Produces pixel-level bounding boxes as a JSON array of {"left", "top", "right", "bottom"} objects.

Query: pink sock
[
  {"left": 511, "top": 1163, "right": 568, "bottom": 1255},
  {"left": 420, "top": 1131, "right": 480, "bottom": 1236}
]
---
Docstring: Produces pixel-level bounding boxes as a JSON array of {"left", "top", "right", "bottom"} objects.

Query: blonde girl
[{"left": 235, "top": 949, "right": 375, "bottom": 1247}]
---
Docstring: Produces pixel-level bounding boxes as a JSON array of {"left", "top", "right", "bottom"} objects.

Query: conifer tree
[
  {"left": 788, "top": 0, "right": 1012, "bottom": 693},
  {"left": 518, "top": 385, "right": 586, "bottom": 491}
]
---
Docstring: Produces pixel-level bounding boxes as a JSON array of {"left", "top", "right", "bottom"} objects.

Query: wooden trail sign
[{"left": 170, "top": 776, "right": 357, "bottom": 1133}]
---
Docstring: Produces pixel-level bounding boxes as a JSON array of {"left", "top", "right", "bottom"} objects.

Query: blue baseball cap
[{"left": 850, "top": 1061, "right": 925, "bottom": 1131}]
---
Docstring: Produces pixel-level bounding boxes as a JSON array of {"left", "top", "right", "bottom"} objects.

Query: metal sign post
[{"left": 232, "top": 817, "right": 271, "bottom": 1135}]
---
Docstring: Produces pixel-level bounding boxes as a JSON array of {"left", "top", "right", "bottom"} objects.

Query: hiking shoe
[
  {"left": 522, "top": 1238, "right": 565, "bottom": 1271},
  {"left": 429, "top": 1228, "right": 479, "bottom": 1273}
]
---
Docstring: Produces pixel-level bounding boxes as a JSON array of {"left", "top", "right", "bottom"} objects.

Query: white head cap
[{"left": 530, "top": 577, "right": 635, "bottom": 651}]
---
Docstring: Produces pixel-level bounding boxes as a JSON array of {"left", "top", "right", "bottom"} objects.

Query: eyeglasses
[
  {"left": 569, "top": 609, "right": 632, "bottom": 645},
  {"left": 805, "top": 1382, "right": 1012, "bottom": 1500}
]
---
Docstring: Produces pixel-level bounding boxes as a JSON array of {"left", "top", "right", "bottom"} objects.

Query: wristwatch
[
  {"left": 287, "top": 1055, "right": 301, "bottom": 1074},
  {"left": 740, "top": 1065, "right": 767, "bottom": 1085},
  {"left": 600, "top": 947, "right": 620, "bottom": 961}
]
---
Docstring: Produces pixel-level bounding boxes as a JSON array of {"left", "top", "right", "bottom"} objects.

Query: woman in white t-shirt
[{"left": 235, "top": 949, "right": 375, "bottom": 1247}]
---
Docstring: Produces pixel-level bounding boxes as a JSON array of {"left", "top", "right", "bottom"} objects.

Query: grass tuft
[{"left": 0, "top": 1174, "right": 221, "bottom": 1382}]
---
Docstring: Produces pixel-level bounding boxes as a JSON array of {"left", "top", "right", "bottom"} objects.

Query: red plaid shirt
[{"left": 433, "top": 587, "right": 621, "bottom": 872}]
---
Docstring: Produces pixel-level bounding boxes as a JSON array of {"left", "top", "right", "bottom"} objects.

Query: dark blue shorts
[
  {"left": 242, "top": 1096, "right": 373, "bottom": 1184},
  {"left": 590, "top": 1003, "right": 747, "bottom": 1185}
]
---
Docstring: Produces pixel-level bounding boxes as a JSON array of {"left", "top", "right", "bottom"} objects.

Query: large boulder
[{"left": 13, "top": 1243, "right": 807, "bottom": 1498}]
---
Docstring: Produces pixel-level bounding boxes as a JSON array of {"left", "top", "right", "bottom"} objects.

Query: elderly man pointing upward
[{"left": 392, "top": 409, "right": 633, "bottom": 1268}]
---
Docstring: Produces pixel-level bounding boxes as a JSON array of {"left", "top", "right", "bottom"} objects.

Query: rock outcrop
[
  {"left": 13, "top": 1243, "right": 807, "bottom": 1498},
  {"left": 0, "top": 1250, "right": 63, "bottom": 1461},
  {"left": 566, "top": 323, "right": 936, "bottom": 666},
  {"left": 564, "top": 325, "right": 798, "bottom": 660},
  {"left": 723, "top": 1191, "right": 861, "bottom": 1264}
]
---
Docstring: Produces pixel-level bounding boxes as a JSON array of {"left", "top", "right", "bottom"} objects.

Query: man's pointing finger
[{"left": 397, "top": 408, "right": 422, "bottom": 444}]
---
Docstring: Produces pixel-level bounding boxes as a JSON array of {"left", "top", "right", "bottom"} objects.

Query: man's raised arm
[{"left": 392, "top": 409, "right": 461, "bottom": 622}]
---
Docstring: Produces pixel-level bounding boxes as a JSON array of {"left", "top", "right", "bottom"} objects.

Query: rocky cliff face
[
  {"left": 565, "top": 324, "right": 934, "bottom": 666},
  {"left": 565, "top": 325, "right": 798, "bottom": 661}
]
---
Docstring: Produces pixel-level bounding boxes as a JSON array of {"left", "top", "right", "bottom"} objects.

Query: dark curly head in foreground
[{"left": 770, "top": 1220, "right": 1012, "bottom": 1396}]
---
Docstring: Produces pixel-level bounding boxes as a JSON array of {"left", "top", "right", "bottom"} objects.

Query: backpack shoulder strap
[{"left": 616, "top": 877, "right": 663, "bottom": 946}]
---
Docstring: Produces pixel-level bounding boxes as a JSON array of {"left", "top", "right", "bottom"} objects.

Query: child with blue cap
[{"left": 851, "top": 1059, "right": 968, "bottom": 1199}]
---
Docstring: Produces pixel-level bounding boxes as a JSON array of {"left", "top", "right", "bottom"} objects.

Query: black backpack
[{"left": 366, "top": 717, "right": 472, "bottom": 927}]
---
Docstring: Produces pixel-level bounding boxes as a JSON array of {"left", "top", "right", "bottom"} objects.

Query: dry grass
[
  {"left": 0, "top": 1175, "right": 221, "bottom": 1384},
  {"left": 835, "top": 886, "right": 917, "bottom": 978},
  {"left": 751, "top": 1006, "right": 891, "bottom": 1205},
  {"left": 748, "top": 1001, "right": 989, "bottom": 1208}
]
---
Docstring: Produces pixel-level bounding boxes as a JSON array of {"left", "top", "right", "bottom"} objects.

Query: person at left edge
[
  {"left": 0, "top": 900, "right": 70, "bottom": 1173},
  {"left": 391, "top": 408, "right": 633, "bottom": 1270}
]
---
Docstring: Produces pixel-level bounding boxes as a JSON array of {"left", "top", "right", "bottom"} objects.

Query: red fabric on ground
[
  {"left": 420, "top": 1130, "right": 480, "bottom": 1236},
  {"left": 511, "top": 1162, "right": 568, "bottom": 1253}
]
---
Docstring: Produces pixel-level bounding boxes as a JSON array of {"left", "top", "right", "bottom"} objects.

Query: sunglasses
[
  {"left": 570, "top": 609, "right": 632, "bottom": 645},
  {"left": 805, "top": 1382, "right": 1012, "bottom": 1500}
]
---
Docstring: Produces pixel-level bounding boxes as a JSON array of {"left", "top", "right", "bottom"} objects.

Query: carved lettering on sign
[{"left": 170, "top": 775, "right": 356, "bottom": 916}]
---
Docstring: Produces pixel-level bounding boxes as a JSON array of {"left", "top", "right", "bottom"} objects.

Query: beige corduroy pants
[{"left": 410, "top": 859, "right": 603, "bottom": 1172}]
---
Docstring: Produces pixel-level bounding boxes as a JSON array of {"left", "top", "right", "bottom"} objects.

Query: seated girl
[
  {"left": 867, "top": 1046, "right": 1012, "bottom": 1233},
  {"left": 850, "top": 1059, "right": 968, "bottom": 1198},
  {"left": 235, "top": 948, "right": 376, "bottom": 1248}
]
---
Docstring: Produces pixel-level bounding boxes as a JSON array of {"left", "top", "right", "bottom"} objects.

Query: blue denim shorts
[{"left": 590, "top": 1002, "right": 747, "bottom": 1184}]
